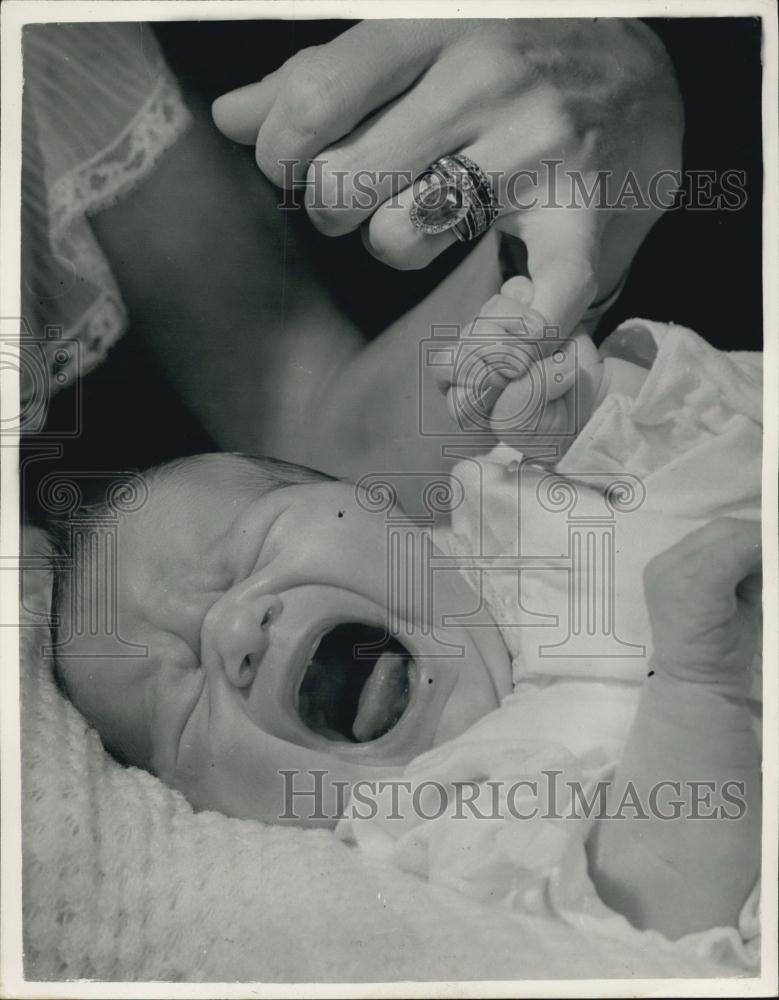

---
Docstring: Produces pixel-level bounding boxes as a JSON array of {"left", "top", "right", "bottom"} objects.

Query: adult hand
[
  {"left": 212, "top": 19, "right": 683, "bottom": 334},
  {"left": 644, "top": 518, "right": 762, "bottom": 688}
]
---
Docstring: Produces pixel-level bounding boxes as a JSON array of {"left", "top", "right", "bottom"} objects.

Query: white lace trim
[
  {"left": 36, "top": 72, "right": 191, "bottom": 400},
  {"left": 49, "top": 70, "right": 191, "bottom": 236}
]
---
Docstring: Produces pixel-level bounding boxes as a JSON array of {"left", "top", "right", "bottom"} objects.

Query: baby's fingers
[
  {"left": 443, "top": 336, "right": 550, "bottom": 429},
  {"left": 500, "top": 275, "right": 535, "bottom": 305},
  {"left": 477, "top": 285, "right": 547, "bottom": 340},
  {"left": 432, "top": 319, "right": 529, "bottom": 402},
  {"left": 489, "top": 339, "right": 578, "bottom": 440}
]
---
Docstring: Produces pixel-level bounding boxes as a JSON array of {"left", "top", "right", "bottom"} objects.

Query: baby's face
[{"left": 63, "top": 457, "right": 510, "bottom": 825}]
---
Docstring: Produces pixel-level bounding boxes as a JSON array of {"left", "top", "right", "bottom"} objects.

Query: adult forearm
[{"left": 587, "top": 671, "right": 761, "bottom": 939}]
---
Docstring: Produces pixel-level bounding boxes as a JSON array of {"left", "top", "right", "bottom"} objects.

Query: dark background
[
  {"left": 153, "top": 16, "right": 765, "bottom": 349},
  {"left": 24, "top": 18, "right": 765, "bottom": 520}
]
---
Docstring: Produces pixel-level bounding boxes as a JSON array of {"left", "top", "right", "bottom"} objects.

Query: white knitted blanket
[{"left": 19, "top": 528, "right": 746, "bottom": 983}]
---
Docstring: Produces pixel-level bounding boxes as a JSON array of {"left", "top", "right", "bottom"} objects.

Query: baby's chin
[
  {"left": 431, "top": 689, "right": 500, "bottom": 748},
  {"left": 430, "top": 654, "right": 507, "bottom": 748}
]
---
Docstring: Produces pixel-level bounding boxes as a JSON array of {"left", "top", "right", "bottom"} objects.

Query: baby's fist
[{"left": 433, "top": 277, "right": 584, "bottom": 446}]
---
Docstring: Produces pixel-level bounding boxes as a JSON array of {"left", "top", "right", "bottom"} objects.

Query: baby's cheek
[{"left": 146, "top": 584, "right": 225, "bottom": 656}]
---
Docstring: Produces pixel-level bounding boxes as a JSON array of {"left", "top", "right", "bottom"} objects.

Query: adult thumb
[{"left": 499, "top": 206, "right": 601, "bottom": 337}]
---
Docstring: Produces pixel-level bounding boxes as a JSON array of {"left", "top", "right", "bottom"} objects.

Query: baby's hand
[
  {"left": 433, "top": 277, "right": 605, "bottom": 453},
  {"left": 644, "top": 518, "right": 762, "bottom": 692}
]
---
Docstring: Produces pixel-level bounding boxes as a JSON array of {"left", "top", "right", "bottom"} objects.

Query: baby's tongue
[{"left": 352, "top": 651, "right": 408, "bottom": 742}]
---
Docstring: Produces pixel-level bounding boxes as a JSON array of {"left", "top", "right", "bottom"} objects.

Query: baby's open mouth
[{"left": 297, "top": 624, "right": 413, "bottom": 743}]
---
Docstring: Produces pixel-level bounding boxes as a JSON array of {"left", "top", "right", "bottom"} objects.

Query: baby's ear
[{"left": 599, "top": 323, "right": 658, "bottom": 370}]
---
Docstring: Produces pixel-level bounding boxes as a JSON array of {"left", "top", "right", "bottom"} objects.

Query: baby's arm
[
  {"left": 586, "top": 519, "right": 762, "bottom": 938},
  {"left": 91, "top": 99, "right": 503, "bottom": 491}
]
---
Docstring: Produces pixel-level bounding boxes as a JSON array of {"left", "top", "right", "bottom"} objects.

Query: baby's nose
[{"left": 219, "top": 593, "right": 283, "bottom": 689}]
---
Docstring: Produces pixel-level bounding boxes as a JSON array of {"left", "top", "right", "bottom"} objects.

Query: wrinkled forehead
[
  {"left": 130, "top": 459, "right": 247, "bottom": 563},
  {"left": 115, "top": 457, "right": 268, "bottom": 630}
]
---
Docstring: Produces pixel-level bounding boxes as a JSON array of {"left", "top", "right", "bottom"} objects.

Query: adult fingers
[
  {"left": 361, "top": 93, "right": 570, "bottom": 268},
  {"left": 737, "top": 572, "right": 763, "bottom": 616},
  {"left": 501, "top": 204, "right": 602, "bottom": 336},
  {"left": 645, "top": 519, "right": 763, "bottom": 617},
  {"left": 212, "top": 67, "right": 284, "bottom": 144},
  {"left": 701, "top": 520, "right": 763, "bottom": 597},
  {"left": 488, "top": 337, "right": 578, "bottom": 436},
  {"left": 240, "top": 22, "right": 446, "bottom": 188},
  {"left": 301, "top": 76, "right": 479, "bottom": 237}
]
